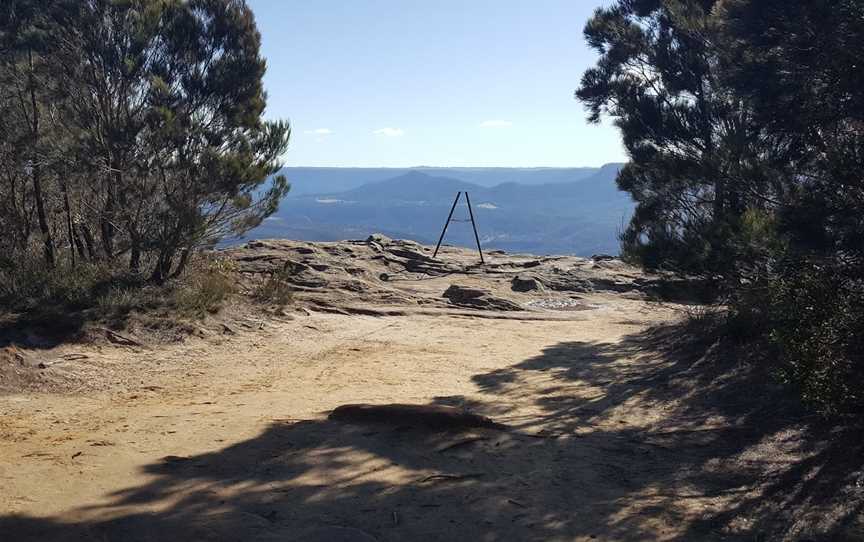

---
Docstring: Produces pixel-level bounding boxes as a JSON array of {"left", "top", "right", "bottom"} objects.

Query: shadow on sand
[{"left": 3, "top": 321, "right": 862, "bottom": 541}]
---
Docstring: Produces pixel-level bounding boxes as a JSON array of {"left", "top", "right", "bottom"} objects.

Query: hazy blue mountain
[
  {"left": 280, "top": 166, "right": 607, "bottom": 196},
  {"left": 241, "top": 163, "right": 632, "bottom": 256},
  {"left": 413, "top": 166, "right": 601, "bottom": 187},
  {"left": 279, "top": 168, "right": 411, "bottom": 196},
  {"left": 339, "top": 171, "right": 478, "bottom": 202}
]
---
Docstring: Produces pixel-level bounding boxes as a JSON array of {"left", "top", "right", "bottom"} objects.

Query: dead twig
[
  {"left": 520, "top": 430, "right": 563, "bottom": 439},
  {"left": 61, "top": 353, "right": 89, "bottom": 361},
  {"left": 39, "top": 353, "right": 89, "bottom": 368},
  {"left": 435, "top": 435, "right": 490, "bottom": 452},
  {"left": 419, "top": 472, "right": 485, "bottom": 484},
  {"left": 103, "top": 329, "right": 143, "bottom": 347}
]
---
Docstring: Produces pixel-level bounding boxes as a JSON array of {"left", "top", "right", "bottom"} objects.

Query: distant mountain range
[
  {"left": 242, "top": 163, "right": 633, "bottom": 256},
  {"left": 277, "top": 166, "right": 606, "bottom": 195}
]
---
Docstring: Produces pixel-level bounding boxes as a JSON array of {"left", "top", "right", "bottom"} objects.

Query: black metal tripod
[{"left": 432, "top": 191, "right": 485, "bottom": 264}]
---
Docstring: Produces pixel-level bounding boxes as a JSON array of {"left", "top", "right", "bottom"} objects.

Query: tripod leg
[
  {"left": 433, "top": 192, "right": 461, "bottom": 259},
  {"left": 464, "top": 192, "right": 485, "bottom": 265}
]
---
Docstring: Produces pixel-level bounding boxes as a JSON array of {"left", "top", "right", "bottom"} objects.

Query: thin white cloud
[
  {"left": 304, "top": 128, "right": 333, "bottom": 135},
  {"left": 373, "top": 127, "right": 405, "bottom": 137},
  {"left": 479, "top": 120, "right": 513, "bottom": 128}
]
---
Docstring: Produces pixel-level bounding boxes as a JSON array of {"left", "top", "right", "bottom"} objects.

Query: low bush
[
  {"left": 683, "top": 304, "right": 724, "bottom": 335},
  {"left": 0, "top": 252, "right": 239, "bottom": 324},
  {"left": 724, "top": 259, "right": 864, "bottom": 415},
  {"left": 253, "top": 267, "right": 294, "bottom": 307},
  {"left": 0, "top": 253, "right": 119, "bottom": 312},
  {"left": 172, "top": 256, "right": 238, "bottom": 318},
  {"left": 762, "top": 264, "right": 864, "bottom": 415}
]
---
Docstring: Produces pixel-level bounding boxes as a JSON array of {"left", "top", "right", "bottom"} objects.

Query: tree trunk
[
  {"left": 31, "top": 164, "right": 54, "bottom": 267},
  {"left": 151, "top": 249, "right": 174, "bottom": 284},
  {"left": 129, "top": 235, "right": 141, "bottom": 273},
  {"left": 79, "top": 223, "right": 98, "bottom": 260},
  {"left": 100, "top": 184, "right": 115, "bottom": 259},
  {"left": 72, "top": 223, "right": 87, "bottom": 261},
  {"left": 28, "top": 49, "right": 54, "bottom": 268},
  {"left": 169, "top": 247, "right": 192, "bottom": 279},
  {"left": 61, "top": 178, "right": 76, "bottom": 266}
]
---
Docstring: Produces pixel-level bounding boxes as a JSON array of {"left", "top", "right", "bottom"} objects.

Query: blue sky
[{"left": 247, "top": 0, "right": 625, "bottom": 168}]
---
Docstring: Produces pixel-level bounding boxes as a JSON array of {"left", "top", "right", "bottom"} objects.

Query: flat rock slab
[
  {"left": 328, "top": 403, "right": 505, "bottom": 431},
  {"left": 442, "top": 284, "right": 523, "bottom": 312},
  {"left": 511, "top": 274, "right": 543, "bottom": 292}
]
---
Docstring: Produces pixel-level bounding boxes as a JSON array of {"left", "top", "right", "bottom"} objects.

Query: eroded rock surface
[
  {"left": 511, "top": 274, "right": 542, "bottom": 292},
  {"left": 221, "top": 234, "right": 669, "bottom": 315},
  {"left": 442, "top": 284, "right": 523, "bottom": 311}
]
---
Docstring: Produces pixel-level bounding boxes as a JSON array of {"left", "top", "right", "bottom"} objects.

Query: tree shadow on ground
[
  {"left": 0, "top": 273, "right": 176, "bottom": 350},
  {"left": 0, "top": 310, "right": 90, "bottom": 350},
  {"left": 467, "top": 321, "right": 864, "bottom": 540},
  {"left": 2, "top": 320, "right": 862, "bottom": 541}
]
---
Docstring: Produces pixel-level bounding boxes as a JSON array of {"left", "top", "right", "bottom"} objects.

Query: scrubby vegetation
[
  {"left": 252, "top": 267, "right": 295, "bottom": 308},
  {"left": 173, "top": 257, "right": 239, "bottom": 318},
  {"left": 0, "top": 252, "right": 241, "bottom": 332},
  {"left": 578, "top": 0, "right": 864, "bottom": 414}
]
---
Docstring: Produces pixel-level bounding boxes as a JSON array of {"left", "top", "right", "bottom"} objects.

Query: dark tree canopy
[
  {"left": 578, "top": 0, "right": 864, "bottom": 413},
  {"left": 577, "top": 0, "right": 786, "bottom": 278},
  {"left": 0, "top": 0, "right": 290, "bottom": 282}
]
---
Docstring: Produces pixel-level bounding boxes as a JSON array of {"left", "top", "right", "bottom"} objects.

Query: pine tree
[
  {"left": 0, "top": 0, "right": 62, "bottom": 267},
  {"left": 576, "top": 0, "right": 772, "bottom": 279},
  {"left": 2, "top": 0, "right": 292, "bottom": 281},
  {"left": 718, "top": 0, "right": 864, "bottom": 412}
]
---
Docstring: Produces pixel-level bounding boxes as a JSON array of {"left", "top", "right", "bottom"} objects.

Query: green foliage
[
  {"left": 0, "top": 256, "right": 115, "bottom": 311},
  {"left": 722, "top": 0, "right": 864, "bottom": 414},
  {"left": 0, "top": 0, "right": 290, "bottom": 284},
  {"left": 682, "top": 304, "right": 724, "bottom": 338},
  {"left": 580, "top": 0, "right": 864, "bottom": 414},
  {"left": 577, "top": 1, "right": 772, "bottom": 280},
  {"left": 97, "top": 285, "right": 164, "bottom": 317},
  {"left": 0, "top": 251, "right": 239, "bottom": 324},
  {"left": 765, "top": 264, "right": 864, "bottom": 414}
]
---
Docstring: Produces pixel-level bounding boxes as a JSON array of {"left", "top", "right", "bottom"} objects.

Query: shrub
[
  {"left": 96, "top": 284, "right": 164, "bottom": 316},
  {"left": 0, "top": 254, "right": 116, "bottom": 311},
  {"left": 762, "top": 263, "right": 864, "bottom": 414},
  {"left": 683, "top": 304, "right": 723, "bottom": 334},
  {"left": 173, "top": 256, "right": 238, "bottom": 318},
  {"left": 253, "top": 267, "right": 294, "bottom": 307}
]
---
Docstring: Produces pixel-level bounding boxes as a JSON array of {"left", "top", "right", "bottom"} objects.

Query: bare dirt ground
[{"left": 1, "top": 238, "right": 862, "bottom": 541}]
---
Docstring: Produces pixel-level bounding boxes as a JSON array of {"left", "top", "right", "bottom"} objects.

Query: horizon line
[{"left": 279, "top": 162, "right": 626, "bottom": 170}]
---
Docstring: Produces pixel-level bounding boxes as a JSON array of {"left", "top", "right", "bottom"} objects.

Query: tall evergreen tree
[
  {"left": 576, "top": 0, "right": 773, "bottom": 279},
  {"left": 721, "top": 0, "right": 864, "bottom": 266},
  {"left": 144, "top": 0, "right": 290, "bottom": 281},
  {"left": 0, "top": 0, "right": 290, "bottom": 282},
  {"left": 0, "top": 0, "right": 62, "bottom": 267},
  {"left": 717, "top": 0, "right": 864, "bottom": 412},
  {"left": 578, "top": 0, "right": 864, "bottom": 412}
]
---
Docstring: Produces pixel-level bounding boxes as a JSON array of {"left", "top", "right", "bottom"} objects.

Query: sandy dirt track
[{"left": 1, "top": 239, "right": 861, "bottom": 541}]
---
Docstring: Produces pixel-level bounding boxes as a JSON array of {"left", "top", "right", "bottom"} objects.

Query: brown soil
[{"left": 1, "top": 238, "right": 861, "bottom": 541}]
